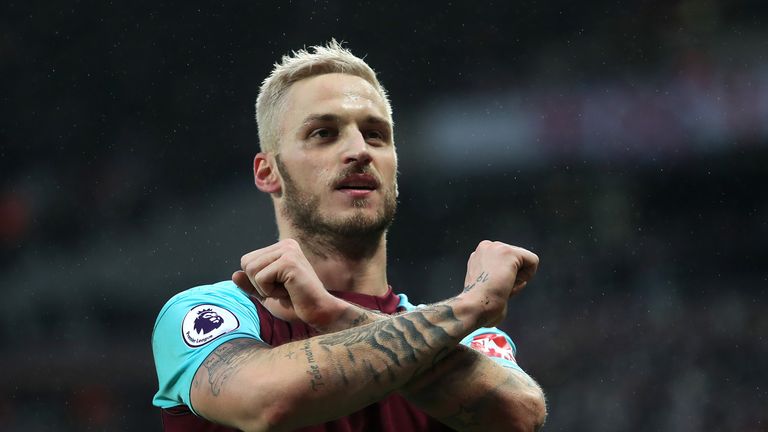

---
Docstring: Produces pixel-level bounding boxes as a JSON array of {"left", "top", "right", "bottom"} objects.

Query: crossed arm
[
  {"left": 191, "top": 241, "right": 547, "bottom": 431},
  {"left": 321, "top": 302, "right": 547, "bottom": 431}
]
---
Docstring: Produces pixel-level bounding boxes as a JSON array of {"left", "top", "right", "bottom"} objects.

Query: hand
[
  {"left": 459, "top": 240, "right": 539, "bottom": 327},
  {"left": 232, "top": 239, "right": 343, "bottom": 327}
]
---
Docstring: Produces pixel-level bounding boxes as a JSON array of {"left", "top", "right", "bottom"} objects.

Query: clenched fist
[
  {"left": 232, "top": 239, "right": 343, "bottom": 327},
  {"left": 459, "top": 240, "right": 539, "bottom": 327}
]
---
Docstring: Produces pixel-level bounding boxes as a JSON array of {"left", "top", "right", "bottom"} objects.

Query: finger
[
  {"left": 232, "top": 270, "right": 253, "bottom": 294},
  {"left": 239, "top": 239, "right": 303, "bottom": 269},
  {"left": 514, "top": 248, "right": 539, "bottom": 281},
  {"left": 232, "top": 270, "right": 266, "bottom": 300},
  {"left": 252, "top": 258, "right": 291, "bottom": 299},
  {"left": 253, "top": 254, "right": 310, "bottom": 304},
  {"left": 240, "top": 268, "right": 270, "bottom": 298},
  {"left": 241, "top": 247, "right": 284, "bottom": 272},
  {"left": 243, "top": 249, "right": 286, "bottom": 292},
  {"left": 239, "top": 241, "right": 294, "bottom": 270}
]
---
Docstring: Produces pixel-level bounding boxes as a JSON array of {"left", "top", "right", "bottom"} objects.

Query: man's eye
[
  {"left": 365, "top": 130, "right": 385, "bottom": 141},
  {"left": 310, "top": 128, "right": 337, "bottom": 139}
]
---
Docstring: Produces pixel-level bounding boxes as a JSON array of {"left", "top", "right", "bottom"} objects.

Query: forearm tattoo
[
  {"left": 301, "top": 339, "right": 326, "bottom": 391},
  {"left": 316, "top": 304, "right": 465, "bottom": 385}
]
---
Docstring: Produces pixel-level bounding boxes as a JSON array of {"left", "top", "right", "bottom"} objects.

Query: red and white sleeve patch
[{"left": 469, "top": 333, "right": 517, "bottom": 363}]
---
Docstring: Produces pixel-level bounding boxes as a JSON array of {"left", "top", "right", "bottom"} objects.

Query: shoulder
[
  {"left": 152, "top": 280, "right": 259, "bottom": 348},
  {"left": 157, "top": 280, "right": 251, "bottom": 315},
  {"left": 151, "top": 280, "right": 265, "bottom": 410}
]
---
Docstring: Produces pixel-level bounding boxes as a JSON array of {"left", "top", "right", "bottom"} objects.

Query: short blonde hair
[{"left": 255, "top": 39, "right": 392, "bottom": 153}]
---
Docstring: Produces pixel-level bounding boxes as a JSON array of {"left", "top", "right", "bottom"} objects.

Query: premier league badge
[{"left": 182, "top": 304, "right": 240, "bottom": 347}]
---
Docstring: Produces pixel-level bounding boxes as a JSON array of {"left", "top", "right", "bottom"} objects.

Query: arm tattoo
[
  {"left": 202, "top": 338, "right": 267, "bottom": 396},
  {"left": 317, "top": 305, "right": 464, "bottom": 383},
  {"left": 347, "top": 310, "right": 373, "bottom": 327},
  {"left": 463, "top": 271, "right": 489, "bottom": 293},
  {"left": 300, "top": 339, "right": 325, "bottom": 391}
]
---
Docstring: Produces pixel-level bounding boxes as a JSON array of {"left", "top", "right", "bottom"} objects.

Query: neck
[{"left": 278, "top": 224, "right": 389, "bottom": 296}]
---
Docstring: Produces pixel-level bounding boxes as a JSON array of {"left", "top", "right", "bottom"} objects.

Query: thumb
[{"left": 232, "top": 270, "right": 260, "bottom": 298}]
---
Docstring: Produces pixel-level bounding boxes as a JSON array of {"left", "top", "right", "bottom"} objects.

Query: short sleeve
[
  {"left": 460, "top": 327, "right": 522, "bottom": 371},
  {"left": 396, "top": 293, "right": 422, "bottom": 311},
  {"left": 151, "top": 280, "right": 264, "bottom": 415}
]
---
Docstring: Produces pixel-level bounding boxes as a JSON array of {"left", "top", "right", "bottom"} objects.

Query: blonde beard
[{"left": 276, "top": 156, "right": 397, "bottom": 257}]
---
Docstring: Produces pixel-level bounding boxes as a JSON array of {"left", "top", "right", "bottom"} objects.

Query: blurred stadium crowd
[{"left": 1, "top": 1, "right": 766, "bottom": 430}]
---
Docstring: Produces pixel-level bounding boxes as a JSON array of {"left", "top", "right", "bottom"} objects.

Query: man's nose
[{"left": 341, "top": 129, "right": 372, "bottom": 165}]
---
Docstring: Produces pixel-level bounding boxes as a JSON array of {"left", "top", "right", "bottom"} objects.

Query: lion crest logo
[
  {"left": 193, "top": 308, "right": 224, "bottom": 335},
  {"left": 182, "top": 304, "right": 240, "bottom": 348}
]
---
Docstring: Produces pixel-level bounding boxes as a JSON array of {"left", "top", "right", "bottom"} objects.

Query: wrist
[
  {"left": 305, "top": 291, "right": 347, "bottom": 332},
  {"left": 455, "top": 290, "right": 505, "bottom": 329},
  {"left": 444, "top": 293, "right": 482, "bottom": 332}
]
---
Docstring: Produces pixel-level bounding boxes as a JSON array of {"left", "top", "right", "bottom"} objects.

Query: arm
[
  {"left": 258, "top": 292, "right": 547, "bottom": 431},
  {"left": 192, "top": 296, "right": 478, "bottom": 431},
  {"left": 228, "top": 240, "right": 546, "bottom": 431},
  {"left": 399, "top": 344, "right": 547, "bottom": 431}
]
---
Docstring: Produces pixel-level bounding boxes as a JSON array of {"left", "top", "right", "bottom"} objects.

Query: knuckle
[
  {"left": 283, "top": 238, "right": 300, "bottom": 250},
  {"left": 278, "top": 254, "right": 296, "bottom": 269},
  {"left": 244, "top": 262, "right": 258, "bottom": 276}
]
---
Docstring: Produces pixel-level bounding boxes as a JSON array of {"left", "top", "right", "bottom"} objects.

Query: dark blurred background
[{"left": 2, "top": 1, "right": 767, "bottom": 430}]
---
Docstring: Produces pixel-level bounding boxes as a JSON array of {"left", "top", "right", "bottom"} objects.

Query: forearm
[
  {"left": 193, "top": 298, "right": 478, "bottom": 432},
  {"left": 313, "top": 302, "right": 546, "bottom": 431},
  {"left": 401, "top": 346, "right": 547, "bottom": 431}
]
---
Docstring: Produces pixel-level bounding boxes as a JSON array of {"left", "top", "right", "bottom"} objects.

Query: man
[{"left": 152, "top": 40, "right": 547, "bottom": 432}]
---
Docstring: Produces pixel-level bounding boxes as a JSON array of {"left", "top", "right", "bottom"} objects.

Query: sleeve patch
[
  {"left": 182, "top": 304, "right": 240, "bottom": 347},
  {"left": 470, "top": 332, "right": 517, "bottom": 363}
]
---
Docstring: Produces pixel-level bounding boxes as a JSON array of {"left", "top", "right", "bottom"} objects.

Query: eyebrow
[{"left": 301, "top": 113, "right": 391, "bottom": 129}]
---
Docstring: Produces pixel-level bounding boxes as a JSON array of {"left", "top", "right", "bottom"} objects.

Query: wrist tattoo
[{"left": 463, "top": 271, "right": 490, "bottom": 293}]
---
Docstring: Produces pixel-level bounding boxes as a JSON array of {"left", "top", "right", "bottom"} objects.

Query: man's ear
[{"left": 253, "top": 153, "right": 282, "bottom": 194}]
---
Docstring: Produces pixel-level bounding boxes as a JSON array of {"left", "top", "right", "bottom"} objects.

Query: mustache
[{"left": 331, "top": 165, "right": 383, "bottom": 186}]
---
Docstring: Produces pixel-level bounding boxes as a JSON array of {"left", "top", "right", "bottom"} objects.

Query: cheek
[
  {"left": 317, "top": 166, "right": 334, "bottom": 182},
  {"left": 287, "top": 155, "right": 332, "bottom": 188},
  {"left": 380, "top": 153, "right": 398, "bottom": 182}
]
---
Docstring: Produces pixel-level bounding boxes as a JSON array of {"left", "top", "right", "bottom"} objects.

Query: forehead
[{"left": 282, "top": 73, "right": 390, "bottom": 125}]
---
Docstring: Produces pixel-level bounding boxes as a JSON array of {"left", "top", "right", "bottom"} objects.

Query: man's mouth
[{"left": 334, "top": 173, "right": 380, "bottom": 192}]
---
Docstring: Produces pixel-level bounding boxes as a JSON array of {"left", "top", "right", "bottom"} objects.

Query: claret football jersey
[{"left": 152, "top": 281, "right": 522, "bottom": 431}]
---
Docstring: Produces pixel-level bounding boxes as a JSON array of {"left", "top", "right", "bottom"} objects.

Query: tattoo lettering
[
  {"left": 202, "top": 338, "right": 266, "bottom": 396},
  {"left": 463, "top": 271, "right": 490, "bottom": 293},
  {"left": 301, "top": 339, "right": 325, "bottom": 391},
  {"left": 476, "top": 272, "right": 489, "bottom": 283}
]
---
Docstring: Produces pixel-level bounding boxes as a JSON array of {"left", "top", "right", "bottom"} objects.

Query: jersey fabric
[{"left": 152, "top": 281, "right": 523, "bottom": 431}]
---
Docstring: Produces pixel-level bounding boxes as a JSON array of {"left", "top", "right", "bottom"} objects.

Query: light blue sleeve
[
  {"left": 151, "top": 280, "right": 264, "bottom": 415},
  {"left": 397, "top": 293, "right": 523, "bottom": 371}
]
